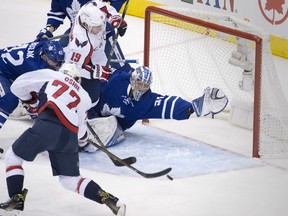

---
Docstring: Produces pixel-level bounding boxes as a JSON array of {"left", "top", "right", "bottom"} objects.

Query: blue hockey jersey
[
  {"left": 95, "top": 65, "right": 193, "bottom": 130},
  {"left": 0, "top": 41, "right": 52, "bottom": 81}
]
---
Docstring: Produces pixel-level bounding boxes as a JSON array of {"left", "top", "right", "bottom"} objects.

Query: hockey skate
[
  {"left": 191, "top": 87, "right": 228, "bottom": 117},
  {"left": 0, "top": 188, "right": 28, "bottom": 215},
  {"left": 98, "top": 190, "right": 126, "bottom": 216}
]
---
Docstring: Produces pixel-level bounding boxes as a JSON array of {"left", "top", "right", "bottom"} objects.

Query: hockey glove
[
  {"left": 109, "top": 15, "right": 122, "bottom": 28},
  {"left": 118, "top": 20, "right": 127, "bottom": 37},
  {"left": 35, "top": 28, "right": 53, "bottom": 42},
  {"left": 100, "top": 66, "right": 112, "bottom": 81},
  {"left": 78, "top": 132, "right": 97, "bottom": 153},
  {"left": 24, "top": 103, "right": 38, "bottom": 120},
  {"left": 22, "top": 92, "right": 39, "bottom": 120},
  {"left": 93, "top": 65, "right": 112, "bottom": 81},
  {"left": 109, "top": 16, "right": 127, "bottom": 37}
]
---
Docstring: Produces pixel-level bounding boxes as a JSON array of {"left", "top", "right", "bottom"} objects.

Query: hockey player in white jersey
[
  {"left": 65, "top": 1, "right": 128, "bottom": 118},
  {"left": 82, "top": 64, "right": 229, "bottom": 151},
  {"left": 36, "top": 0, "right": 127, "bottom": 68},
  {"left": 0, "top": 64, "right": 126, "bottom": 216},
  {"left": 36, "top": 0, "right": 126, "bottom": 46}
]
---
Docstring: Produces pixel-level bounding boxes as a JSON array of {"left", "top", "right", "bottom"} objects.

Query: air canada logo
[{"left": 258, "top": 0, "right": 288, "bottom": 25}]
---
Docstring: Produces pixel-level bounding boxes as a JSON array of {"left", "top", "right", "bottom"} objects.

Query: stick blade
[
  {"left": 112, "top": 156, "right": 137, "bottom": 166},
  {"left": 139, "top": 167, "right": 172, "bottom": 178}
]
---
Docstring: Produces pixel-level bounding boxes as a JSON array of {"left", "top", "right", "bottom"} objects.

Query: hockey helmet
[
  {"left": 42, "top": 41, "right": 65, "bottom": 70},
  {"left": 130, "top": 66, "right": 153, "bottom": 101},
  {"left": 59, "top": 63, "right": 81, "bottom": 83},
  {"left": 79, "top": 3, "right": 106, "bottom": 34}
]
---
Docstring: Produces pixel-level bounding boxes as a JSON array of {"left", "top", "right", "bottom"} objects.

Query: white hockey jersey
[
  {"left": 10, "top": 69, "right": 92, "bottom": 139},
  {"left": 65, "top": 0, "right": 120, "bottom": 79}
]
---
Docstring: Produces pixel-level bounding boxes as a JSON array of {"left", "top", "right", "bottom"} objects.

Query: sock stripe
[
  {"left": 77, "top": 178, "right": 92, "bottom": 196},
  {"left": 6, "top": 165, "right": 24, "bottom": 178}
]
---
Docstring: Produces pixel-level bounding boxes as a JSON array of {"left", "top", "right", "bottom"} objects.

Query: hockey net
[{"left": 144, "top": 6, "right": 288, "bottom": 158}]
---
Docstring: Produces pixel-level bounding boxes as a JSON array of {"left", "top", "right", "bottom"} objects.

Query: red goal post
[{"left": 144, "top": 6, "right": 288, "bottom": 158}]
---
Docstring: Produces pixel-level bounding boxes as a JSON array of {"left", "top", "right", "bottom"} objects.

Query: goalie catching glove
[{"left": 191, "top": 87, "right": 228, "bottom": 117}]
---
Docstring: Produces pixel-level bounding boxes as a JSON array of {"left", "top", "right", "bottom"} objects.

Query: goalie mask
[
  {"left": 59, "top": 63, "right": 81, "bottom": 83},
  {"left": 79, "top": 3, "right": 106, "bottom": 35},
  {"left": 130, "top": 66, "right": 153, "bottom": 101}
]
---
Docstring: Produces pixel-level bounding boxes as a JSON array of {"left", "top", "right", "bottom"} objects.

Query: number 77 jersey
[{"left": 10, "top": 69, "right": 92, "bottom": 138}]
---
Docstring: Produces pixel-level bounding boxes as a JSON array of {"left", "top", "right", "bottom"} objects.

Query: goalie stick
[
  {"left": 87, "top": 138, "right": 172, "bottom": 178},
  {"left": 86, "top": 122, "right": 136, "bottom": 166}
]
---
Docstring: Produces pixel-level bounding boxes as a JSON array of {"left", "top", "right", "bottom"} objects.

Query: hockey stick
[
  {"left": 87, "top": 138, "right": 172, "bottom": 178},
  {"left": 48, "top": 33, "right": 70, "bottom": 41},
  {"left": 86, "top": 122, "right": 136, "bottom": 166},
  {"left": 110, "top": 59, "right": 139, "bottom": 64},
  {"left": 106, "top": 0, "right": 130, "bottom": 67}
]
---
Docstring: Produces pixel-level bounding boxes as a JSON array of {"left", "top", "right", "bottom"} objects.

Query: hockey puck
[
  {"left": 166, "top": 175, "right": 173, "bottom": 181},
  {"left": 0, "top": 148, "right": 3, "bottom": 154}
]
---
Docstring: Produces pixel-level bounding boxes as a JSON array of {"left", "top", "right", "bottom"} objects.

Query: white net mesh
[{"left": 145, "top": 6, "right": 288, "bottom": 157}]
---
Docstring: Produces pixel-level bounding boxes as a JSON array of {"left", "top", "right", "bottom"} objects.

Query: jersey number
[
  {"left": 154, "top": 96, "right": 164, "bottom": 107},
  {"left": 1, "top": 44, "right": 27, "bottom": 66},
  {"left": 70, "top": 52, "right": 81, "bottom": 62},
  {"left": 52, "top": 80, "right": 80, "bottom": 109}
]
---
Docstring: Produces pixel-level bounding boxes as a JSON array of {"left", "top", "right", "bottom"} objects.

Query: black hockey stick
[
  {"left": 87, "top": 139, "right": 172, "bottom": 178},
  {"left": 48, "top": 33, "right": 70, "bottom": 41},
  {"left": 86, "top": 122, "right": 136, "bottom": 166},
  {"left": 106, "top": 0, "right": 130, "bottom": 67}
]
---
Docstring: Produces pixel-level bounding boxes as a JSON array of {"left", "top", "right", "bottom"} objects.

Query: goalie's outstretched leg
[{"left": 191, "top": 87, "right": 228, "bottom": 117}]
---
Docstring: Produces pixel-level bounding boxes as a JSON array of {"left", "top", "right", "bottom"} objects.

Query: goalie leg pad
[
  {"left": 88, "top": 116, "right": 125, "bottom": 147},
  {"left": 192, "top": 87, "right": 228, "bottom": 117}
]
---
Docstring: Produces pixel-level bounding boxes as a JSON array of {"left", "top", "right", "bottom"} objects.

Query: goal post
[{"left": 144, "top": 6, "right": 288, "bottom": 158}]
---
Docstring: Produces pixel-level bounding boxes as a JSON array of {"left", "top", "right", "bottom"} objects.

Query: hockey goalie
[{"left": 79, "top": 64, "right": 229, "bottom": 152}]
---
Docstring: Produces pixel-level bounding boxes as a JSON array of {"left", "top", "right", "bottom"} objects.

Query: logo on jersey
[
  {"left": 66, "top": 0, "right": 82, "bottom": 22},
  {"left": 101, "top": 104, "right": 124, "bottom": 118},
  {"left": 75, "top": 38, "right": 88, "bottom": 48},
  {"left": 258, "top": 0, "right": 288, "bottom": 25},
  {"left": 122, "top": 95, "right": 134, "bottom": 106}
]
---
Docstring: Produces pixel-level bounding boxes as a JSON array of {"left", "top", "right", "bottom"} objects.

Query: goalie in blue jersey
[
  {"left": 0, "top": 40, "right": 65, "bottom": 130},
  {"left": 81, "top": 64, "right": 229, "bottom": 152}
]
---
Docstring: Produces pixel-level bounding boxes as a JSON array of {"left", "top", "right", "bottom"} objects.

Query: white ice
[{"left": 1, "top": 1, "right": 288, "bottom": 216}]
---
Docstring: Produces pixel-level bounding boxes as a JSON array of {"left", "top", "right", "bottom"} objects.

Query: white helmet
[
  {"left": 59, "top": 63, "right": 81, "bottom": 83},
  {"left": 79, "top": 3, "right": 106, "bottom": 33}
]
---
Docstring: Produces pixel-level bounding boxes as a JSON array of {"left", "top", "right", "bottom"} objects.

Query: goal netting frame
[{"left": 144, "top": 6, "right": 288, "bottom": 158}]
